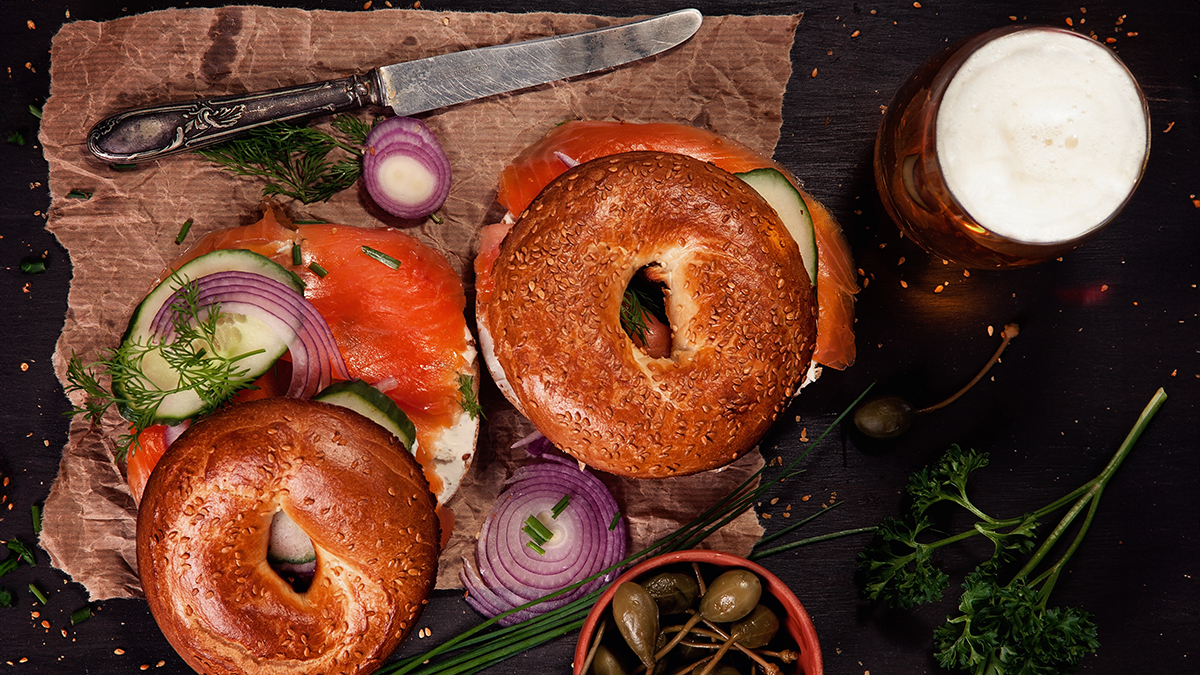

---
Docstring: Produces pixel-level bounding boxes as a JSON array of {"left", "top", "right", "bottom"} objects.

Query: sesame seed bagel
[
  {"left": 136, "top": 397, "right": 440, "bottom": 675},
  {"left": 484, "top": 151, "right": 817, "bottom": 478}
]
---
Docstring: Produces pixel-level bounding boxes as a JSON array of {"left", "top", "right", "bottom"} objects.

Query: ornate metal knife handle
[{"left": 87, "top": 73, "right": 380, "bottom": 164}]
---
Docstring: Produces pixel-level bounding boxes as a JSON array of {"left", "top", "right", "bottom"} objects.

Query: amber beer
[{"left": 874, "top": 26, "right": 1149, "bottom": 268}]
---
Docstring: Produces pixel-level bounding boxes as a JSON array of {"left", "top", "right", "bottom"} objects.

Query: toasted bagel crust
[
  {"left": 486, "top": 152, "right": 816, "bottom": 477},
  {"left": 136, "top": 398, "right": 440, "bottom": 675}
]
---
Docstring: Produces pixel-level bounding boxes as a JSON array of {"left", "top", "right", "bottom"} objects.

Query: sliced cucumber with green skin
[
  {"left": 115, "top": 249, "right": 303, "bottom": 425},
  {"left": 268, "top": 510, "right": 316, "bottom": 565},
  {"left": 737, "top": 168, "right": 818, "bottom": 286},
  {"left": 314, "top": 379, "right": 417, "bottom": 452}
]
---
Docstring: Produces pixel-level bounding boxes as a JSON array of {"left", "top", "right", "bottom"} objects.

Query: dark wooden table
[{"left": 1, "top": 1, "right": 1196, "bottom": 673}]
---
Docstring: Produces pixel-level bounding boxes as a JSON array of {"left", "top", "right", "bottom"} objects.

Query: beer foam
[{"left": 936, "top": 29, "right": 1148, "bottom": 243}]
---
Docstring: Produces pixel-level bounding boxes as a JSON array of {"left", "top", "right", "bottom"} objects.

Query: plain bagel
[
  {"left": 136, "top": 398, "right": 440, "bottom": 675},
  {"left": 483, "top": 151, "right": 817, "bottom": 478}
]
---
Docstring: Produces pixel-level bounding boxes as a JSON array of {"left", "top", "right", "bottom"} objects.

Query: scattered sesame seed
[
  {"left": 802, "top": 495, "right": 811, "bottom": 502},
  {"left": 851, "top": 30, "right": 860, "bottom": 37},
  {"left": 1065, "top": 17, "right": 1074, "bottom": 26},
  {"left": 114, "top": 649, "right": 125, "bottom": 655},
  {"left": 934, "top": 284, "right": 945, "bottom": 293},
  {"left": 811, "top": 67, "right": 818, "bottom": 78},
  {"left": 900, "top": 280, "right": 908, "bottom": 288}
]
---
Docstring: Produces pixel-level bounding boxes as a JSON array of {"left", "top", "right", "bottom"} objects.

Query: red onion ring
[
  {"left": 150, "top": 270, "right": 350, "bottom": 399},
  {"left": 363, "top": 116, "right": 452, "bottom": 219},
  {"left": 461, "top": 443, "right": 626, "bottom": 626}
]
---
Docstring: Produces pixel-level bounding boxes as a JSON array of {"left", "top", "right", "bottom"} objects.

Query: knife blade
[{"left": 87, "top": 9, "right": 702, "bottom": 164}]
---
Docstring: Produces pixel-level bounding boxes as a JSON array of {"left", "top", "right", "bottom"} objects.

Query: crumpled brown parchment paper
[{"left": 38, "top": 6, "right": 801, "bottom": 600}]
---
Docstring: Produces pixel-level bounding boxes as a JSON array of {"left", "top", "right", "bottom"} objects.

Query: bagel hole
[
  {"left": 621, "top": 265, "right": 672, "bottom": 358},
  {"left": 267, "top": 510, "right": 317, "bottom": 593}
]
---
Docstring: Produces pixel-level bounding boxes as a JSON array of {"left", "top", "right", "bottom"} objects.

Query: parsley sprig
[
  {"left": 196, "top": 115, "right": 374, "bottom": 204},
  {"left": 65, "top": 278, "right": 264, "bottom": 458},
  {"left": 858, "top": 388, "right": 1167, "bottom": 675}
]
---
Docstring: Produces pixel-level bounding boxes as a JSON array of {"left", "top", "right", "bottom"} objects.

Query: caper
[
  {"left": 730, "top": 604, "right": 778, "bottom": 649},
  {"left": 612, "top": 582, "right": 659, "bottom": 671},
  {"left": 699, "top": 570, "right": 761, "bottom": 623},
  {"left": 642, "top": 571, "right": 701, "bottom": 614},
  {"left": 588, "top": 644, "right": 630, "bottom": 675},
  {"left": 853, "top": 395, "right": 914, "bottom": 439}
]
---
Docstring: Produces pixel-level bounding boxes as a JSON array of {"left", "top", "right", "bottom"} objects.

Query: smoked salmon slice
[
  {"left": 162, "top": 202, "right": 478, "bottom": 501},
  {"left": 484, "top": 120, "right": 858, "bottom": 370}
]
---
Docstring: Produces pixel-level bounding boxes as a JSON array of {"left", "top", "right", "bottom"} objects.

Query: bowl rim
[{"left": 572, "top": 549, "right": 823, "bottom": 675}]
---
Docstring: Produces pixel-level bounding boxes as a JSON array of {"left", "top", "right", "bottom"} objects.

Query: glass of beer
[{"left": 874, "top": 26, "right": 1150, "bottom": 269}]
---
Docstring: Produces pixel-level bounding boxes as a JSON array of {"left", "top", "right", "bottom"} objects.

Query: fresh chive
[
  {"left": 293, "top": 219, "right": 328, "bottom": 224},
  {"left": 551, "top": 495, "right": 571, "bottom": 519},
  {"left": 291, "top": 242, "right": 303, "bottom": 266},
  {"left": 29, "top": 583, "right": 48, "bottom": 605},
  {"left": 430, "top": 212, "right": 444, "bottom": 224},
  {"left": 6, "top": 539, "right": 35, "bottom": 566},
  {"left": 20, "top": 257, "right": 46, "bottom": 274},
  {"left": 0, "top": 587, "right": 12, "bottom": 607},
  {"left": 0, "top": 559, "right": 15, "bottom": 577},
  {"left": 70, "top": 606, "right": 93, "bottom": 625},
  {"left": 308, "top": 262, "right": 329, "bottom": 278},
  {"left": 609, "top": 510, "right": 622, "bottom": 531},
  {"left": 6, "top": 131, "right": 24, "bottom": 145},
  {"left": 175, "top": 219, "right": 193, "bottom": 245},
  {"left": 525, "top": 541, "right": 547, "bottom": 556},
  {"left": 111, "top": 163, "right": 137, "bottom": 171},
  {"left": 66, "top": 189, "right": 92, "bottom": 199},
  {"left": 29, "top": 104, "right": 43, "bottom": 119},
  {"left": 362, "top": 245, "right": 401, "bottom": 270},
  {"left": 31, "top": 505, "right": 41, "bottom": 534},
  {"left": 522, "top": 515, "right": 553, "bottom": 546}
]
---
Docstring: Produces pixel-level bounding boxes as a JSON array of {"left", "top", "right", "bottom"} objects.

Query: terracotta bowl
[{"left": 573, "top": 549, "right": 822, "bottom": 675}]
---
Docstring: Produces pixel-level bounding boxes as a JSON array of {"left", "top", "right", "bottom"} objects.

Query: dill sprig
[
  {"left": 65, "top": 278, "right": 264, "bottom": 458},
  {"left": 457, "top": 374, "right": 484, "bottom": 421},
  {"left": 196, "top": 114, "right": 374, "bottom": 204}
]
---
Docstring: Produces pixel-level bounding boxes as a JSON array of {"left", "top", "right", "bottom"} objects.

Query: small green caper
[
  {"left": 612, "top": 582, "right": 659, "bottom": 671},
  {"left": 588, "top": 644, "right": 630, "bottom": 675},
  {"left": 853, "top": 395, "right": 914, "bottom": 439},
  {"left": 730, "top": 604, "right": 779, "bottom": 649},
  {"left": 642, "top": 571, "right": 701, "bottom": 614},
  {"left": 699, "top": 570, "right": 762, "bottom": 623}
]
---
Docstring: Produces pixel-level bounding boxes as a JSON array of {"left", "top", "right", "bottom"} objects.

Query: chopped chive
[
  {"left": 19, "top": 257, "right": 46, "bottom": 274},
  {"left": 293, "top": 219, "right": 328, "bottom": 224},
  {"left": 0, "top": 587, "right": 12, "bottom": 607},
  {"left": 29, "top": 104, "right": 43, "bottom": 119},
  {"left": 175, "top": 219, "right": 193, "bottom": 245},
  {"left": 362, "top": 245, "right": 401, "bottom": 270},
  {"left": 111, "top": 163, "right": 137, "bottom": 171},
  {"left": 609, "top": 510, "right": 622, "bottom": 531},
  {"left": 430, "top": 212, "right": 444, "bottom": 224},
  {"left": 525, "top": 541, "right": 547, "bottom": 556},
  {"left": 0, "top": 558, "right": 15, "bottom": 577},
  {"left": 291, "top": 242, "right": 303, "bottom": 266},
  {"left": 308, "top": 261, "right": 329, "bottom": 278},
  {"left": 31, "top": 505, "right": 41, "bottom": 534},
  {"left": 28, "top": 583, "right": 48, "bottom": 605},
  {"left": 523, "top": 515, "right": 554, "bottom": 546},
  {"left": 66, "top": 189, "right": 92, "bottom": 199},
  {"left": 551, "top": 495, "right": 571, "bottom": 519},
  {"left": 70, "top": 606, "right": 93, "bottom": 625}
]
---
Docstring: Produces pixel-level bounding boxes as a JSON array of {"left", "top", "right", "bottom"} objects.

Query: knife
[{"left": 87, "top": 9, "right": 702, "bottom": 164}]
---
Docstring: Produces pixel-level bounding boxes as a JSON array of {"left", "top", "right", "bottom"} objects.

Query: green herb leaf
[
  {"left": 19, "top": 257, "right": 46, "bottom": 274},
  {"left": 197, "top": 115, "right": 370, "bottom": 204},
  {"left": 7, "top": 131, "right": 25, "bottom": 146},
  {"left": 71, "top": 605, "right": 93, "bottom": 624},
  {"left": 457, "top": 374, "right": 484, "bottom": 420},
  {"left": 6, "top": 539, "right": 35, "bottom": 567},
  {"left": 31, "top": 505, "right": 41, "bottom": 535},
  {"left": 175, "top": 219, "right": 193, "bottom": 245},
  {"left": 362, "top": 245, "right": 401, "bottom": 270},
  {"left": 66, "top": 189, "right": 92, "bottom": 199},
  {"left": 28, "top": 583, "right": 48, "bottom": 605},
  {"left": 29, "top": 104, "right": 43, "bottom": 120},
  {"left": 0, "top": 587, "right": 12, "bottom": 607}
]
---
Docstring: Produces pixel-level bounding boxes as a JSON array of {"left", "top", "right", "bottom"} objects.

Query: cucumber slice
[
  {"left": 267, "top": 510, "right": 316, "bottom": 565},
  {"left": 737, "top": 168, "right": 818, "bottom": 286},
  {"left": 314, "top": 379, "right": 417, "bottom": 452},
  {"left": 115, "top": 249, "right": 302, "bottom": 425}
]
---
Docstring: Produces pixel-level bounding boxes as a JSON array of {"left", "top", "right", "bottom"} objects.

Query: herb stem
[{"left": 749, "top": 526, "right": 878, "bottom": 560}]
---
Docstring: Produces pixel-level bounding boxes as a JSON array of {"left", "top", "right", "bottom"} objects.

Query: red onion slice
[
  {"left": 363, "top": 116, "right": 452, "bottom": 219},
  {"left": 460, "top": 444, "right": 626, "bottom": 626},
  {"left": 150, "top": 270, "right": 350, "bottom": 399}
]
